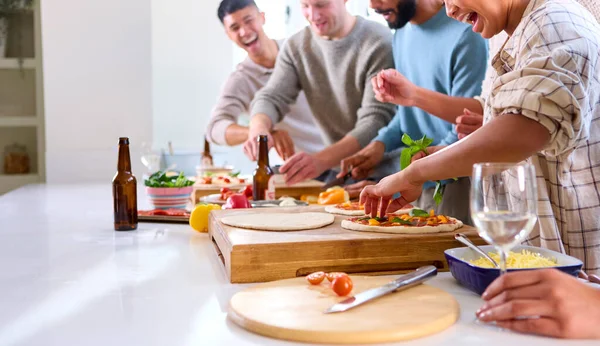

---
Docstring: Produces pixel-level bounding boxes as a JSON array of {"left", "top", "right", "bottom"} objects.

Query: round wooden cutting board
[{"left": 228, "top": 276, "right": 459, "bottom": 344}]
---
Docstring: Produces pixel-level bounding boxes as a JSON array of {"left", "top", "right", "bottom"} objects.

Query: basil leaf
[
  {"left": 391, "top": 217, "right": 412, "bottom": 225},
  {"left": 400, "top": 148, "right": 412, "bottom": 170},
  {"left": 401, "top": 133, "right": 414, "bottom": 146},
  {"left": 374, "top": 217, "right": 388, "bottom": 222},
  {"left": 422, "top": 137, "right": 434, "bottom": 148},
  {"left": 409, "top": 209, "right": 430, "bottom": 217},
  {"left": 230, "top": 171, "right": 241, "bottom": 177},
  {"left": 433, "top": 181, "right": 445, "bottom": 205},
  {"left": 357, "top": 217, "right": 371, "bottom": 221}
]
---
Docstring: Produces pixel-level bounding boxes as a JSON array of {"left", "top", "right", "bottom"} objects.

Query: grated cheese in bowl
[{"left": 467, "top": 250, "right": 558, "bottom": 269}]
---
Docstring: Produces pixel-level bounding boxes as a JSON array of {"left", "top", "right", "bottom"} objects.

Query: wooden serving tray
[{"left": 208, "top": 206, "right": 486, "bottom": 283}]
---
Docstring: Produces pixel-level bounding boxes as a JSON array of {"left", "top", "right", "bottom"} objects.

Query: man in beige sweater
[
  {"left": 207, "top": 0, "right": 325, "bottom": 161},
  {"left": 244, "top": 0, "right": 396, "bottom": 185}
]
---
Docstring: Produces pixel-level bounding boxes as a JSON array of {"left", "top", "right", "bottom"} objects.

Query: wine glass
[{"left": 470, "top": 163, "right": 538, "bottom": 276}]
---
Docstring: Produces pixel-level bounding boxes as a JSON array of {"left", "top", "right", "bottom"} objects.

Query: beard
[{"left": 385, "top": 0, "right": 417, "bottom": 29}]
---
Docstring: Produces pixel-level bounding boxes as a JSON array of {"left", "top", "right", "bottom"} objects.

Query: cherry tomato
[
  {"left": 326, "top": 272, "right": 348, "bottom": 282},
  {"left": 238, "top": 178, "right": 246, "bottom": 183},
  {"left": 332, "top": 275, "right": 353, "bottom": 296},
  {"left": 223, "top": 178, "right": 231, "bottom": 183},
  {"left": 220, "top": 187, "right": 231, "bottom": 200},
  {"left": 306, "top": 271, "right": 325, "bottom": 285},
  {"left": 239, "top": 185, "right": 253, "bottom": 198}
]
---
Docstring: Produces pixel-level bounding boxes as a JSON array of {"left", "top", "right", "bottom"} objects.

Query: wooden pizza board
[
  {"left": 228, "top": 276, "right": 459, "bottom": 344},
  {"left": 193, "top": 178, "right": 324, "bottom": 203},
  {"left": 209, "top": 206, "right": 486, "bottom": 283}
]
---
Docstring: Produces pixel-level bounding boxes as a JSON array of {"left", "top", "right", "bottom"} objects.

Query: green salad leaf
[{"left": 144, "top": 171, "right": 194, "bottom": 188}]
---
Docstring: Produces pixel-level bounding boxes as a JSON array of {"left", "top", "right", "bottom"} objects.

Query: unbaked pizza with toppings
[
  {"left": 325, "top": 202, "right": 365, "bottom": 216},
  {"left": 195, "top": 173, "right": 249, "bottom": 187},
  {"left": 341, "top": 209, "right": 463, "bottom": 234}
]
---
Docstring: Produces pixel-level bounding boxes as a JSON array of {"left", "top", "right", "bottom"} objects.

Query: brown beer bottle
[
  {"left": 112, "top": 137, "right": 138, "bottom": 231},
  {"left": 253, "top": 135, "right": 275, "bottom": 200},
  {"left": 201, "top": 136, "right": 213, "bottom": 167}
]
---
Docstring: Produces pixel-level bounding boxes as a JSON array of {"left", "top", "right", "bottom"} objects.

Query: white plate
[{"left": 199, "top": 194, "right": 226, "bottom": 205}]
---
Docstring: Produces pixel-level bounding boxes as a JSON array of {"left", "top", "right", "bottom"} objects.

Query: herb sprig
[{"left": 400, "top": 134, "right": 450, "bottom": 205}]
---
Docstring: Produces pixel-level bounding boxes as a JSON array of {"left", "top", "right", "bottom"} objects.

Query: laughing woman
[{"left": 362, "top": 1, "right": 600, "bottom": 273}]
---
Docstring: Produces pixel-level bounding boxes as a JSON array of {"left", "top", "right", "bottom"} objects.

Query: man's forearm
[
  {"left": 224, "top": 124, "right": 249, "bottom": 146},
  {"left": 410, "top": 114, "right": 551, "bottom": 184},
  {"left": 315, "top": 136, "right": 362, "bottom": 170},
  {"left": 249, "top": 113, "right": 274, "bottom": 131},
  {"left": 414, "top": 87, "right": 484, "bottom": 123}
]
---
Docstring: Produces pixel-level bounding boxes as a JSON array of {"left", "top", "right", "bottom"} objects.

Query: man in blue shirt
[{"left": 340, "top": 0, "right": 487, "bottom": 223}]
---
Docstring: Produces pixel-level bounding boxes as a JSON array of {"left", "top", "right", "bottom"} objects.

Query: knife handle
[{"left": 390, "top": 265, "right": 437, "bottom": 292}]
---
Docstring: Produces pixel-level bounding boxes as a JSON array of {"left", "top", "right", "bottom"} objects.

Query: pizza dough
[
  {"left": 324, "top": 205, "right": 365, "bottom": 216},
  {"left": 341, "top": 217, "right": 463, "bottom": 234},
  {"left": 221, "top": 212, "right": 335, "bottom": 231}
]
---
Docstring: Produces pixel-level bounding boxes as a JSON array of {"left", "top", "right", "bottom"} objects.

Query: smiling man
[
  {"left": 207, "top": 0, "right": 325, "bottom": 161},
  {"left": 338, "top": 0, "right": 487, "bottom": 222},
  {"left": 243, "top": 0, "right": 396, "bottom": 185}
]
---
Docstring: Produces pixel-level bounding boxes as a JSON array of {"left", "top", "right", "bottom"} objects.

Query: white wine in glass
[{"left": 471, "top": 163, "right": 538, "bottom": 276}]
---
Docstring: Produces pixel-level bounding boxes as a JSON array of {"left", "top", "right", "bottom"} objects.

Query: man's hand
[
  {"left": 271, "top": 129, "right": 295, "bottom": 161},
  {"left": 280, "top": 153, "right": 326, "bottom": 185},
  {"left": 345, "top": 180, "right": 376, "bottom": 199},
  {"left": 359, "top": 169, "right": 424, "bottom": 218},
  {"left": 371, "top": 69, "right": 418, "bottom": 107},
  {"left": 477, "top": 269, "right": 600, "bottom": 339},
  {"left": 338, "top": 141, "right": 386, "bottom": 180},
  {"left": 456, "top": 108, "right": 483, "bottom": 139},
  {"left": 243, "top": 124, "right": 272, "bottom": 161}
]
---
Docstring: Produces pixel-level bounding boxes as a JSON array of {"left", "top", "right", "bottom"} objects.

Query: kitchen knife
[
  {"left": 322, "top": 169, "right": 352, "bottom": 190},
  {"left": 323, "top": 265, "right": 437, "bottom": 314}
]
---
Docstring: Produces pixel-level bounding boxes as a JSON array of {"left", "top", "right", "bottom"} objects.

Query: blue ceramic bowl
[{"left": 445, "top": 245, "right": 583, "bottom": 295}]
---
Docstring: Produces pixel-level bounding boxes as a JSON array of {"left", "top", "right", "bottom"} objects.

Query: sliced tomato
[
  {"left": 220, "top": 187, "right": 232, "bottom": 200},
  {"left": 201, "top": 177, "right": 212, "bottom": 184},
  {"left": 325, "top": 272, "right": 348, "bottom": 282},
  {"left": 165, "top": 209, "right": 187, "bottom": 216},
  {"left": 223, "top": 178, "right": 231, "bottom": 183},
  {"left": 332, "top": 275, "right": 353, "bottom": 296},
  {"left": 238, "top": 178, "right": 246, "bottom": 183},
  {"left": 306, "top": 271, "right": 326, "bottom": 285},
  {"left": 151, "top": 209, "right": 169, "bottom": 216}
]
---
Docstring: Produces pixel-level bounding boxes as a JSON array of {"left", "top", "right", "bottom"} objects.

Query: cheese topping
[{"left": 468, "top": 250, "right": 557, "bottom": 269}]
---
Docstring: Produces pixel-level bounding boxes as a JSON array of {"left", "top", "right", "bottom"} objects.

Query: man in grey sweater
[
  {"left": 244, "top": 0, "right": 396, "bottom": 185},
  {"left": 207, "top": 0, "right": 325, "bottom": 161}
]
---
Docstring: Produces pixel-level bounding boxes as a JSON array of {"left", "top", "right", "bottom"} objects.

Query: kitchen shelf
[
  {"left": 0, "top": 116, "right": 38, "bottom": 127},
  {"left": 0, "top": 58, "right": 36, "bottom": 69}
]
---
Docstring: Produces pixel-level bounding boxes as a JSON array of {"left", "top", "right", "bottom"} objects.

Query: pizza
[
  {"left": 325, "top": 202, "right": 365, "bottom": 216},
  {"left": 195, "top": 173, "right": 249, "bottom": 187},
  {"left": 341, "top": 209, "right": 463, "bottom": 234}
]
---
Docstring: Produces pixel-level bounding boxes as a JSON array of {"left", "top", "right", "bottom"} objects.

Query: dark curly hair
[{"left": 217, "top": 0, "right": 258, "bottom": 23}]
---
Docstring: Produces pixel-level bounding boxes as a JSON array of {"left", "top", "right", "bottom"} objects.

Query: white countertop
[{"left": 0, "top": 184, "right": 596, "bottom": 346}]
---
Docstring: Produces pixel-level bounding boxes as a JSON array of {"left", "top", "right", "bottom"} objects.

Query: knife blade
[
  {"left": 323, "top": 265, "right": 437, "bottom": 314},
  {"left": 322, "top": 169, "right": 352, "bottom": 190}
]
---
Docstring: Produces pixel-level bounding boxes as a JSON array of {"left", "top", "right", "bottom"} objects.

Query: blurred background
[{"left": 0, "top": 0, "right": 388, "bottom": 194}]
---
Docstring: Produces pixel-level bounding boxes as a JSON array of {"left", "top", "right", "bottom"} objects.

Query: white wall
[
  {"left": 151, "top": 0, "right": 232, "bottom": 152},
  {"left": 41, "top": 0, "right": 153, "bottom": 183}
]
